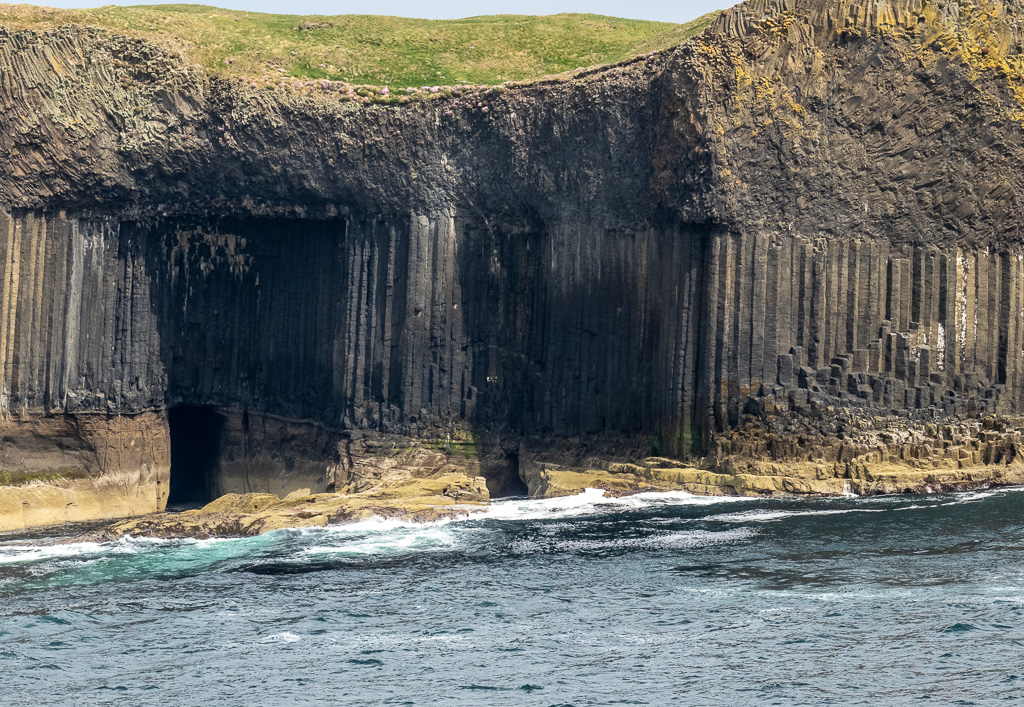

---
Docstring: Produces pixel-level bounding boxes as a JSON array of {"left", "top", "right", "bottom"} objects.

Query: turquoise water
[{"left": 1, "top": 487, "right": 1023, "bottom": 705}]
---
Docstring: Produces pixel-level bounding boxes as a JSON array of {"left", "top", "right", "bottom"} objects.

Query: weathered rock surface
[
  {"left": 5, "top": 0, "right": 1024, "bottom": 531},
  {"left": 93, "top": 469, "right": 489, "bottom": 540},
  {"left": 0, "top": 412, "right": 167, "bottom": 532}
]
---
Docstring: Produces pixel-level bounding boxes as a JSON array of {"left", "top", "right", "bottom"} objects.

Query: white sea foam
[
  {"left": 704, "top": 507, "right": 885, "bottom": 523},
  {"left": 0, "top": 533, "right": 239, "bottom": 565},
  {"left": 300, "top": 525, "right": 458, "bottom": 557},
  {"left": 0, "top": 541, "right": 110, "bottom": 565},
  {"left": 260, "top": 632, "right": 301, "bottom": 644},
  {"left": 288, "top": 489, "right": 755, "bottom": 557},
  {"left": 940, "top": 488, "right": 1014, "bottom": 505},
  {"left": 702, "top": 485, "right": 1024, "bottom": 522},
  {"left": 508, "top": 526, "right": 758, "bottom": 555},
  {"left": 480, "top": 487, "right": 749, "bottom": 522},
  {"left": 294, "top": 487, "right": 750, "bottom": 539}
]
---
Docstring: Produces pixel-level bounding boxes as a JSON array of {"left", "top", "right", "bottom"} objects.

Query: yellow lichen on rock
[{"left": 94, "top": 471, "right": 490, "bottom": 539}]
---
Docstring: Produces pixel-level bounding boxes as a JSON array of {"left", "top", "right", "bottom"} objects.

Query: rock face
[
  {"left": 4, "top": 0, "right": 1024, "bottom": 530},
  {"left": 0, "top": 412, "right": 167, "bottom": 531}
]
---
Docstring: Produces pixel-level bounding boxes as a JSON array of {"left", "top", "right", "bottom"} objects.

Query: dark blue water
[{"left": 2, "top": 487, "right": 1023, "bottom": 706}]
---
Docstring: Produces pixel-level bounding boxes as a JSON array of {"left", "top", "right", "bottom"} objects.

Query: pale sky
[{"left": 32, "top": 0, "right": 732, "bottom": 24}]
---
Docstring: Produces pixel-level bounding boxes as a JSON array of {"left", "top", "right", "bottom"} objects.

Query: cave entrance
[
  {"left": 483, "top": 452, "right": 528, "bottom": 499},
  {"left": 167, "top": 405, "right": 225, "bottom": 508}
]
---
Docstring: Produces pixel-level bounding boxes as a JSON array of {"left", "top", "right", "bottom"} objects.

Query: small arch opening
[
  {"left": 167, "top": 405, "right": 225, "bottom": 508},
  {"left": 483, "top": 451, "right": 528, "bottom": 499}
]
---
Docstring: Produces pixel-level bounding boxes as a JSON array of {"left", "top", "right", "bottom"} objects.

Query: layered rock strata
[{"left": 4, "top": 0, "right": 1024, "bottom": 531}]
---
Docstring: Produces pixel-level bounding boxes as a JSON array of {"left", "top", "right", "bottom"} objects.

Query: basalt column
[
  {"left": 699, "top": 231, "right": 1024, "bottom": 434},
  {"left": 0, "top": 210, "right": 169, "bottom": 532},
  {"left": 144, "top": 214, "right": 711, "bottom": 451}
]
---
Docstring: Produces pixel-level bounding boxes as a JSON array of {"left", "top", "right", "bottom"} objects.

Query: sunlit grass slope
[{"left": 0, "top": 3, "right": 718, "bottom": 85}]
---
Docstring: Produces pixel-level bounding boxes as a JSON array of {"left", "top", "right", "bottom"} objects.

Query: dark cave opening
[
  {"left": 167, "top": 405, "right": 226, "bottom": 507},
  {"left": 483, "top": 452, "right": 528, "bottom": 499}
]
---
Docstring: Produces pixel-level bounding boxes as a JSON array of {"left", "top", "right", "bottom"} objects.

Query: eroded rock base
[
  {"left": 5, "top": 409, "right": 1024, "bottom": 538},
  {"left": 95, "top": 472, "right": 489, "bottom": 540},
  {"left": 0, "top": 412, "right": 169, "bottom": 533}
]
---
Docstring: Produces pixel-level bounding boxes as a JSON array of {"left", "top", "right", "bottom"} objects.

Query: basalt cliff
[{"left": 4, "top": 0, "right": 1024, "bottom": 533}]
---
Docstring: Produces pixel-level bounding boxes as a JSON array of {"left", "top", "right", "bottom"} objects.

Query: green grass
[
  {"left": 0, "top": 3, "right": 718, "bottom": 86},
  {"left": 424, "top": 438, "right": 480, "bottom": 458}
]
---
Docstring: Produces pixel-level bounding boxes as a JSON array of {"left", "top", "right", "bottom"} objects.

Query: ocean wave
[
  {"left": 292, "top": 487, "right": 752, "bottom": 541},
  {"left": 259, "top": 632, "right": 302, "bottom": 644},
  {"left": 0, "top": 541, "right": 111, "bottom": 565},
  {"left": 5, "top": 484, "right": 1020, "bottom": 569},
  {"left": 704, "top": 507, "right": 886, "bottom": 523},
  {"left": 507, "top": 526, "right": 758, "bottom": 555},
  {"left": 252, "top": 489, "right": 757, "bottom": 561},
  {"left": 938, "top": 486, "right": 1024, "bottom": 505},
  {"left": 0, "top": 533, "right": 244, "bottom": 566},
  {"left": 299, "top": 525, "right": 459, "bottom": 557},
  {"left": 479, "top": 487, "right": 751, "bottom": 522}
]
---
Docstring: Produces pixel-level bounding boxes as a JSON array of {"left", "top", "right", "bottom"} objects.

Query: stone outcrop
[
  {"left": 4, "top": 0, "right": 1024, "bottom": 531},
  {"left": 93, "top": 460, "right": 490, "bottom": 540}
]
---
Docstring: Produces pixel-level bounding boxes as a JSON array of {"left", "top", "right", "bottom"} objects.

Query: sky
[{"left": 31, "top": 0, "right": 733, "bottom": 24}]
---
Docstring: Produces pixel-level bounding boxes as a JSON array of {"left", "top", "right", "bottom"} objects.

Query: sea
[{"left": 1, "top": 486, "right": 1022, "bottom": 705}]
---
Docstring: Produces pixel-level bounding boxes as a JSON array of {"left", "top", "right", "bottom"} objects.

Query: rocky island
[{"left": 2, "top": 0, "right": 1024, "bottom": 536}]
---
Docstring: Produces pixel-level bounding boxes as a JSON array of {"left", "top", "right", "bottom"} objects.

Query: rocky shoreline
[
  {"left": 80, "top": 428, "right": 1024, "bottom": 540},
  {"left": 89, "top": 474, "right": 489, "bottom": 540}
]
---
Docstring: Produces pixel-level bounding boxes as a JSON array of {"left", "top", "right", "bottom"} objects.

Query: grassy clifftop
[{"left": 0, "top": 3, "right": 718, "bottom": 85}]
